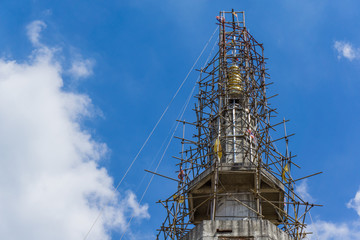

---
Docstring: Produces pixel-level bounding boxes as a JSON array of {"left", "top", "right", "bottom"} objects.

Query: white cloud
[
  {"left": 69, "top": 58, "right": 95, "bottom": 79},
  {"left": 26, "top": 20, "right": 47, "bottom": 46},
  {"left": 0, "top": 21, "right": 149, "bottom": 240},
  {"left": 126, "top": 191, "right": 150, "bottom": 218},
  {"left": 292, "top": 180, "right": 360, "bottom": 239},
  {"left": 334, "top": 41, "right": 359, "bottom": 61},
  {"left": 306, "top": 220, "right": 360, "bottom": 240},
  {"left": 296, "top": 179, "right": 314, "bottom": 202},
  {"left": 347, "top": 188, "right": 360, "bottom": 215},
  {"left": 303, "top": 188, "right": 360, "bottom": 240}
]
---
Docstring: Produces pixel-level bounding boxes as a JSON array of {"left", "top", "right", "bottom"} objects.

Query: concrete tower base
[{"left": 183, "top": 220, "right": 292, "bottom": 240}]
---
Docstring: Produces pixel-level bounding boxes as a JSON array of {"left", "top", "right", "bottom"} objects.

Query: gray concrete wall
[
  {"left": 183, "top": 220, "right": 293, "bottom": 240},
  {"left": 211, "top": 107, "right": 256, "bottom": 166},
  {"left": 216, "top": 194, "right": 257, "bottom": 220}
]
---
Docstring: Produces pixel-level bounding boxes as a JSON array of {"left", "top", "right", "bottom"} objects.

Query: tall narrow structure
[{"left": 156, "top": 11, "right": 317, "bottom": 240}]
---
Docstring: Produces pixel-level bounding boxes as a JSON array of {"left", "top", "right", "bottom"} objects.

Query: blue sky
[{"left": 1, "top": 0, "right": 360, "bottom": 239}]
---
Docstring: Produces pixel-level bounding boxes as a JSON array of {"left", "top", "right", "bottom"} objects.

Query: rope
[
  {"left": 119, "top": 78, "right": 196, "bottom": 240},
  {"left": 135, "top": 119, "right": 177, "bottom": 194},
  {"left": 119, "top": 28, "right": 219, "bottom": 240},
  {"left": 308, "top": 212, "right": 319, "bottom": 240},
  {"left": 83, "top": 25, "right": 218, "bottom": 240}
]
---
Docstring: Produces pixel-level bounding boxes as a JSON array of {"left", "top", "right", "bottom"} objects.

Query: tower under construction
[{"left": 156, "top": 10, "right": 320, "bottom": 240}]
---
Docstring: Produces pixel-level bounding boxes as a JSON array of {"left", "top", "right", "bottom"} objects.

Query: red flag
[
  {"left": 216, "top": 16, "right": 225, "bottom": 23},
  {"left": 178, "top": 168, "right": 185, "bottom": 181}
]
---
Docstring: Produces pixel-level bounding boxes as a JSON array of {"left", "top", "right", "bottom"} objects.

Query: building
[{"left": 156, "top": 10, "right": 318, "bottom": 240}]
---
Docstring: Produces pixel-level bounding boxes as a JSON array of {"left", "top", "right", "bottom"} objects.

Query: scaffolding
[{"left": 156, "top": 10, "right": 320, "bottom": 240}]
